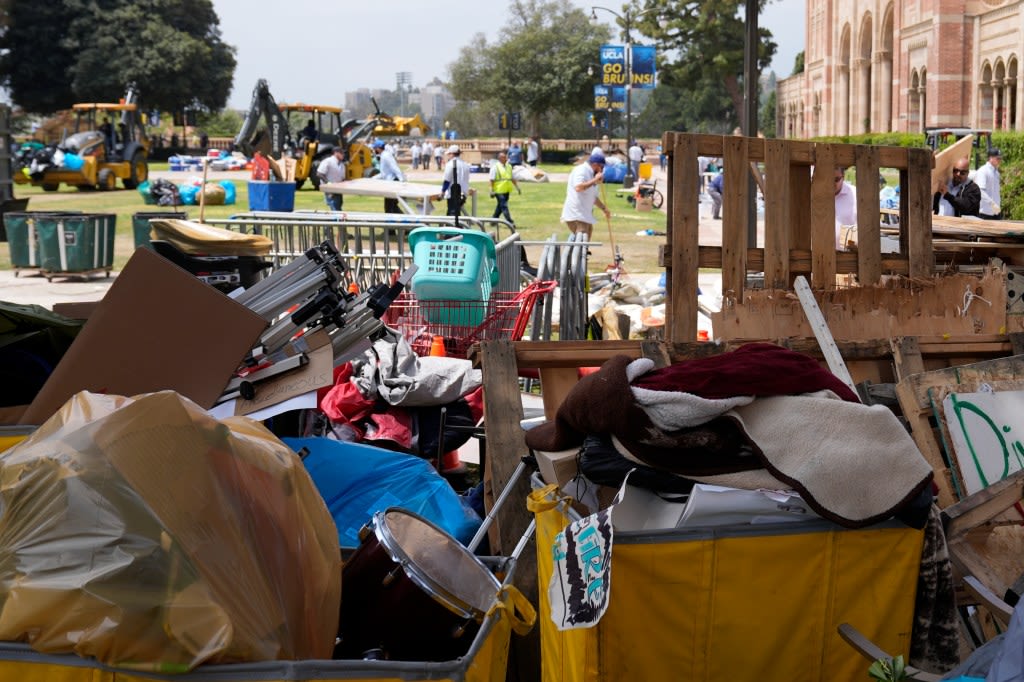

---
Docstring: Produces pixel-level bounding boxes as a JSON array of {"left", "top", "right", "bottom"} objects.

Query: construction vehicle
[
  {"left": 14, "top": 85, "right": 150, "bottom": 192},
  {"left": 233, "top": 79, "right": 431, "bottom": 188},
  {"left": 338, "top": 105, "right": 431, "bottom": 180},
  {"left": 234, "top": 80, "right": 346, "bottom": 190}
]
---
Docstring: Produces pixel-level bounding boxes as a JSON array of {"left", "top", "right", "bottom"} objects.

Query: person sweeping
[{"left": 560, "top": 152, "right": 611, "bottom": 242}]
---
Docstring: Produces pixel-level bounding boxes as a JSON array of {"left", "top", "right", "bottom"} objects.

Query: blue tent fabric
[
  {"left": 603, "top": 163, "right": 626, "bottom": 184},
  {"left": 284, "top": 437, "right": 481, "bottom": 548}
]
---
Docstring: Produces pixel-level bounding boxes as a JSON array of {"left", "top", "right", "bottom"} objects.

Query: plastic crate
[
  {"left": 248, "top": 181, "right": 296, "bottom": 212},
  {"left": 408, "top": 228, "right": 499, "bottom": 323}
]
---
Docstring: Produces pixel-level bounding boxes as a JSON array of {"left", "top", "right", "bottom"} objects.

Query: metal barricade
[{"left": 209, "top": 211, "right": 523, "bottom": 294}]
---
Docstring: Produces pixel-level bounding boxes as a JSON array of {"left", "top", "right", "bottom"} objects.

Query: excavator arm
[{"left": 233, "top": 79, "right": 291, "bottom": 159}]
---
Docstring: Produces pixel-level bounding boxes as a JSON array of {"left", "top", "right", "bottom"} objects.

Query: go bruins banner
[{"left": 599, "top": 44, "right": 657, "bottom": 89}]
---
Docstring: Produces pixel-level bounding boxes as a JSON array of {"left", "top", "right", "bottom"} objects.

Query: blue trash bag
[
  {"left": 603, "top": 163, "right": 626, "bottom": 183},
  {"left": 177, "top": 184, "right": 199, "bottom": 205},
  {"left": 284, "top": 437, "right": 482, "bottom": 548},
  {"left": 218, "top": 179, "right": 236, "bottom": 205},
  {"left": 63, "top": 153, "right": 84, "bottom": 171}
]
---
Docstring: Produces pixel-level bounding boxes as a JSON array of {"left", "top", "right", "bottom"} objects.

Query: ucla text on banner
[
  {"left": 599, "top": 45, "right": 626, "bottom": 86},
  {"left": 631, "top": 45, "right": 657, "bottom": 89},
  {"left": 593, "top": 85, "right": 626, "bottom": 112},
  {"left": 600, "top": 44, "right": 658, "bottom": 88}
]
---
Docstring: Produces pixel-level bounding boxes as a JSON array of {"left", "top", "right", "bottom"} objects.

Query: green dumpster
[
  {"left": 35, "top": 213, "right": 117, "bottom": 280},
  {"left": 132, "top": 211, "right": 187, "bottom": 250},
  {"left": 3, "top": 212, "right": 82, "bottom": 276}
]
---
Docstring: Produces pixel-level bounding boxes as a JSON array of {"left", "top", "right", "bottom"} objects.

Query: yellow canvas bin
[
  {"left": 530, "top": 485, "right": 924, "bottom": 682},
  {"left": 638, "top": 162, "right": 652, "bottom": 180},
  {"left": 0, "top": 557, "right": 523, "bottom": 682}
]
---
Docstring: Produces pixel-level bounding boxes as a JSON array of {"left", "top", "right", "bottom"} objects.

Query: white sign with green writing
[{"left": 943, "top": 388, "right": 1024, "bottom": 495}]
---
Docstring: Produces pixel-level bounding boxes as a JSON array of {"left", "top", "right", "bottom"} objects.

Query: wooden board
[
  {"left": 711, "top": 267, "right": 1012, "bottom": 342},
  {"left": 930, "top": 379, "right": 1024, "bottom": 498},
  {"left": 932, "top": 134, "right": 973, "bottom": 195},
  {"left": 895, "top": 353, "right": 1024, "bottom": 509}
]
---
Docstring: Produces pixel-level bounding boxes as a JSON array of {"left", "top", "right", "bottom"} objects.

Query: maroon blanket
[{"left": 631, "top": 342, "right": 860, "bottom": 402}]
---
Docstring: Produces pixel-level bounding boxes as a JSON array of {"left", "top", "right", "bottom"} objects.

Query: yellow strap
[
  {"left": 527, "top": 484, "right": 562, "bottom": 512},
  {"left": 487, "top": 584, "right": 537, "bottom": 636}
]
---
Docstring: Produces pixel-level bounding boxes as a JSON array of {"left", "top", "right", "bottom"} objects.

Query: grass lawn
[{"left": 0, "top": 163, "right": 669, "bottom": 274}]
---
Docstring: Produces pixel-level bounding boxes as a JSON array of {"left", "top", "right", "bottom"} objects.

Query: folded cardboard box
[
  {"left": 20, "top": 247, "right": 267, "bottom": 425},
  {"left": 535, "top": 448, "right": 579, "bottom": 489}
]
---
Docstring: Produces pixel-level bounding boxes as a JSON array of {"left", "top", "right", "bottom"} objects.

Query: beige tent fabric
[{"left": 149, "top": 219, "right": 272, "bottom": 256}]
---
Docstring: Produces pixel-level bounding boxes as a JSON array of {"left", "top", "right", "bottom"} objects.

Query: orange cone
[
  {"left": 440, "top": 450, "right": 461, "bottom": 472},
  {"left": 429, "top": 335, "right": 447, "bottom": 357}
]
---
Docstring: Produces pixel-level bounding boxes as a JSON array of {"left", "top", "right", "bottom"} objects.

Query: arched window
[
  {"left": 909, "top": 70, "right": 921, "bottom": 133},
  {"left": 980, "top": 62, "right": 994, "bottom": 129},
  {"left": 1009, "top": 57, "right": 1018, "bottom": 130}
]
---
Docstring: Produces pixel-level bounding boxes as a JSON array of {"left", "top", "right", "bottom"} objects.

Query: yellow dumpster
[{"left": 530, "top": 483, "right": 924, "bottom": 682}]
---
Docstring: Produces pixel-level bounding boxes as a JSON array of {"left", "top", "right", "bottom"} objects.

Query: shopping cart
[{"left": 387, "top": 280, "right": 557, "bottom": 357}]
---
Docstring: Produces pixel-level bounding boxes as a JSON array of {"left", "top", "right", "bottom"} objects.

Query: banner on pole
[
  {"left": 594, "top": 85, "right": 626, "bottom": 112},
  {"left": 631, "top": 45, "right": 657, "bottom": 89}
]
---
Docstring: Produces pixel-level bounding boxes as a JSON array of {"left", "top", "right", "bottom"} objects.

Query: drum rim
[{"left": 372, "top": 507, "right": 500, "bottom": 621}]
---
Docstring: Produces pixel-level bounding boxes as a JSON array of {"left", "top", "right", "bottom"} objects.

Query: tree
[
  {"left": 792, "top": 51, "right": 805, "bottom": 75},
  {"left": 0, "top": 0, "right": 236, "bottom": 114},
  {"left": 447, "top": 0, "right": 611, "bottom": 136},
  {"left": 637, "top": 0, "right": 777, "bottom": 130},
  {"left": 760, "top": 87, "right": 777, "bottom": 138}
]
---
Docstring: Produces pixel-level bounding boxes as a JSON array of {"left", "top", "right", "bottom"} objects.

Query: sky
[{"left": 212, "top": 0, "right": 805, "bottom": 110}]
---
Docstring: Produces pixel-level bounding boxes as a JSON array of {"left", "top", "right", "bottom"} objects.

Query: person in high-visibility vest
[{"left": 489, "top": 149, "right": 521, "bottom": 225}]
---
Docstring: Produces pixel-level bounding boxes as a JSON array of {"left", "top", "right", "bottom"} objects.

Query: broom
[{"left": 599, "top": 181, "right": 624, "bottom": 273}]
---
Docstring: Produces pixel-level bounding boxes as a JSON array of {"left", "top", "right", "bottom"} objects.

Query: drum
[{"left": 336, "top": 507, "right": 501, "bottom": 661}]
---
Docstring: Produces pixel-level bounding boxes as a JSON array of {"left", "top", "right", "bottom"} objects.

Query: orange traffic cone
[
  {"left": 440, "top": 450, "right": 462, "bottom": 472},
  {"left": 429, "top": 335, "right": 446, "bottom": 357}
]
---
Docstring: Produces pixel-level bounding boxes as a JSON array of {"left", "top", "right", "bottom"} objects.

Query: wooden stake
[{"left": 199, "top": 157, "right": 208, "bottom": 223}]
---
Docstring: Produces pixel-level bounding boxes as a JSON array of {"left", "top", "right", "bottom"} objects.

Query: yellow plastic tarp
[
  {"left": 0, "top": 391, "right": 340, "bottom": 672},
  {"left": 530, "top": 486, "right": 924, "bottom": 682}
]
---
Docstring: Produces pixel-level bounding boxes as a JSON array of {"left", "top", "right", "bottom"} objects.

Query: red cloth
[
  {"left": 631, "top": 342, "right": 860, "bottom": 402},
  {"left": 319, "top": 363, "right": 375, "bottom": 438}
]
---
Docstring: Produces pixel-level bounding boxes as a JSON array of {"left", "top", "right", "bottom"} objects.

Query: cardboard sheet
[{"left": 20, "top": 248, "right": 267, "bottom": 425}]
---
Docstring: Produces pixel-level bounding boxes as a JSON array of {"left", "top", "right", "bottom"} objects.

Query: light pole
[{"left": 591, "top": 5, "right": 658, "bottom": 189}]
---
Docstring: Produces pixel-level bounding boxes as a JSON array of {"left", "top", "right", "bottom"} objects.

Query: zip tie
[{"left": 958, "top": 285, "right": 992, "bottom": 316}]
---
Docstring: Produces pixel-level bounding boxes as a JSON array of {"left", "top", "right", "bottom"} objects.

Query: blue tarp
[{"left": 284, "top": 437, "right": 481, "bottom": 548}]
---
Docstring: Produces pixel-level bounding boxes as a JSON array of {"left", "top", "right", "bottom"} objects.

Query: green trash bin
[
  {"left": 35, "top": 213, "right": 117, "bottom": 279},
  {"left": 3, "top": 211, "right": 82, "bottom": 276},
  {"left": 132, "top": 211, "right": 187, "bottom": 250}
]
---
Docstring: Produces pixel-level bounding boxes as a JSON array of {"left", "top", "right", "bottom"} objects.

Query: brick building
[{"left": 776, "top": 0, "right": 1020, "bottom": 137}]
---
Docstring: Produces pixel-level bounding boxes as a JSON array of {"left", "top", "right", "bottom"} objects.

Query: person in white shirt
[
  {"left": 373, "top": 140, "right": 404, "bottom": 214},
  {"left": 560, "top": 153, "right": 611, "bottom": 239},
  {"left": 441, "top": 145, "right": 474, "bottom": 216},
  {"left": 974, "top": 148, "right": 1003, "bottom": 220},
  {"left": 628, "top": 141, "right": 644, "bottom": 180},
  {"left": 526, "top": 137, "right": 539, "bottom": 166},
  {"left": 420, "top": 141, "right": 433, "bottom": 171},
  {"left": 833, "top": 166, "right": 857, "bottom": 250},
  {"left": 433, "top": 143, "right": 444, "bottom": 170},
  {"left": 410, "top": 141, "right": 422, "bottom": 170},
  {"left": 373, "top": 141, "right": 404, "bottom": 182},
  {"left": 316, "top": 146, "right": 347, "bottom": 211}
]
